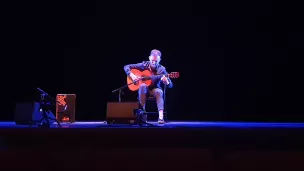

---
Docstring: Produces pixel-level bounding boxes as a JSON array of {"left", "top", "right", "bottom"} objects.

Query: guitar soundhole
[{"left": 141, "top": 75, "right": 148, "bottom": 82}]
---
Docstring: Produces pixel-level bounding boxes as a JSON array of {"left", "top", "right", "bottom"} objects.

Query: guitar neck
[
  {"left": 143, "top": 74, "right": 167, "bottom": 80},
  {"left": 154, "top": 74, "right": 168, "bottom": 78}
]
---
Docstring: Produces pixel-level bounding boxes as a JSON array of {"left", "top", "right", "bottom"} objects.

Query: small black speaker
[{"left": 14, "top": 101, "right": 56, "bottom": 125}]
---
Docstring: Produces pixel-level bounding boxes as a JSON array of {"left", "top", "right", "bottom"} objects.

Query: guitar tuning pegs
[{"left": 169, "top": 72, "right": 180, "bottom": 78}]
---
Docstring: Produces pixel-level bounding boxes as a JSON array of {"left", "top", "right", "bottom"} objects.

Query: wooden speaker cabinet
[
  {"left": 106, "top": 102, "right": 138, "bottom": 124},
  {"left": 56, "top": 94, "right": 76, "bottom": 123}
]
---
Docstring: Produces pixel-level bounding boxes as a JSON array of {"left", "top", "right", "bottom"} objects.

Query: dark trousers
[{"left": 138, "top": 83, "right": 164, "bottom": 111}]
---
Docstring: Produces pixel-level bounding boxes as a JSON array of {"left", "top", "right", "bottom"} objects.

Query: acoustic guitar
[{"left": 127, "top": 69, "right": 179, "bottom": 91}]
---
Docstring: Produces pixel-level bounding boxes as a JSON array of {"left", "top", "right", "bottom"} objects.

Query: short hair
[{"left": 150, "top": 49, "right": 161, "bottom": 57}]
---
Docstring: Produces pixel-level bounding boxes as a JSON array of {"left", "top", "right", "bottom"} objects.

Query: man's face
[{"left": 149, "top": 55, "right": 160, "bottom": 67}]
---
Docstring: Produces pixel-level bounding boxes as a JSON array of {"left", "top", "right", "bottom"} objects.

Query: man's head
[{"left": 149, "top": 49, "right": 161, "bottom": 67}]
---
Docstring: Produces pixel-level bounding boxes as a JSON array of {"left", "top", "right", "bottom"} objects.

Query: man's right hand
[{"left": 130, "top": 73, "right": 140, "bottom": 82}]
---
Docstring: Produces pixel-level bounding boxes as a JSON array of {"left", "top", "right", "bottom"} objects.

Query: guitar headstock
[{"left": 168, "top": 72, "right": 180, "bottom": 78}]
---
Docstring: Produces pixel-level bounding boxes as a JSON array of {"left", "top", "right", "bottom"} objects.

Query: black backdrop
[{"left": 3, "top": 2, "right": 304, "bottom": 122}]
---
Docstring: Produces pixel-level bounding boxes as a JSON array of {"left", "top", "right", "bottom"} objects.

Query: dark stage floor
[
  {"left": 1, "top": 121, "right": 304, "bottom": 170},
  {"left": 1, "top": 121, "right": 304, "bottom": 150}
]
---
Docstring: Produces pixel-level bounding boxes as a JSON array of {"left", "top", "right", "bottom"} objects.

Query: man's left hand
[{"left": 161, "top": 75, "right": 169, "bottom": 85}]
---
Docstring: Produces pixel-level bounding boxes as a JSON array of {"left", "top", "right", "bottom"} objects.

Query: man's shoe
[{"left": 158, "top": 118, "right": 165, "bottom": 124}]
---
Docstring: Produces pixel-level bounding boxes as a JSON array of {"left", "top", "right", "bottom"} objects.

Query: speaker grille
[{"left": 106, "top": 102, "right": 138, "bottom": 118}]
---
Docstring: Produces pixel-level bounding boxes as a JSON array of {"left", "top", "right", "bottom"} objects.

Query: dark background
[{"left": 3, "top": 1, "right": 304, "bottom": 122}]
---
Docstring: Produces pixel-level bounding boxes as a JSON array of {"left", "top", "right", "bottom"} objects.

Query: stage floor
[
  {"left": 1, "top": 121, "right": 304, "bottom": 128},
  {"left": 0, "top": 121, "right": 304, "bottom": 150},
  {"left": 1, "top": 121, "right": 304, "bottom": 170}
]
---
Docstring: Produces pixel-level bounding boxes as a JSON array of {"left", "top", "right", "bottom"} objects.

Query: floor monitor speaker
[
  {"left": 14, "top": 102, "right": 55, "bottom": 125},
  {"left": 106, "top": 102, "right": 138, "bottom": 124}
]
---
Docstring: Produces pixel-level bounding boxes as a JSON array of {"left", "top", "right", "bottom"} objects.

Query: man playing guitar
[{"left": 124, "top": 49, "right": 173, "bottom": 124}]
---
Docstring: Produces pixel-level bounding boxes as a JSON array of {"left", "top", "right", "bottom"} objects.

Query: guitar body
[{"left": 127, "top": 69, "right": 153, "bottom": 91}]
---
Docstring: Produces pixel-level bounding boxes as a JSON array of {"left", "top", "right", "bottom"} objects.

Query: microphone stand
[
  {"left": 112, "top": 88, "right": 123, "bottom": 103},
  {"left": 112, "top": 80, "right": 139, "bottom": 102},
  {"left": 29, "top": 87, "right": 61, "bottom": 128}
]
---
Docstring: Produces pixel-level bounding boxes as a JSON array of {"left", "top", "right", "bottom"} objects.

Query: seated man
[{"left": 124, "top": 49, "right": 173, "bottom": 124}]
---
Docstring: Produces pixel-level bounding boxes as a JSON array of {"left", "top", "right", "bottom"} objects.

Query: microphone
[{"left": 37, "top": 87, "right": 48, "bottom": 96}]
